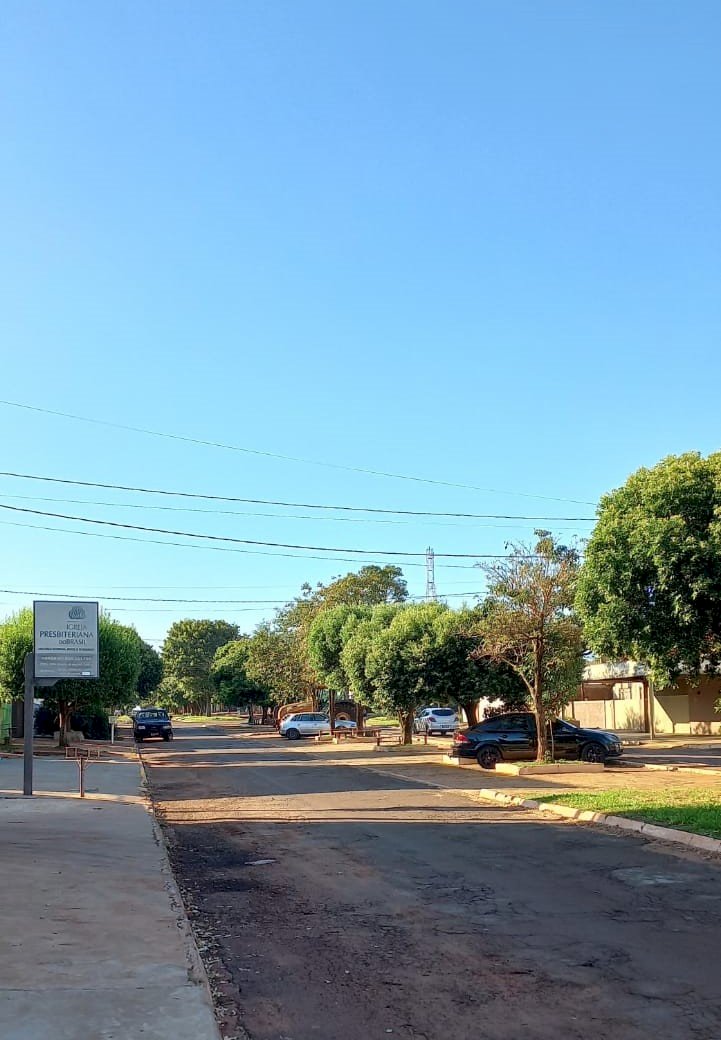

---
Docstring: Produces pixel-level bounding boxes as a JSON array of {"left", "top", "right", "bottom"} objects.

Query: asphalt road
[
  {"left": 624, "top": 744, "right": 721, "bottom": 769},
  {"left": 142, "top": 725, "right": 721, "bottom": 1040}
]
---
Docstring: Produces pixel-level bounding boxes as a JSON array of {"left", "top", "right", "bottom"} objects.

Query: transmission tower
[{"left": 425, "top": 546, "right": 437, "bottom": 601}]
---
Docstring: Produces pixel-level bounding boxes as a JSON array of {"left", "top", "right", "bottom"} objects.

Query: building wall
[
  {"left": 654, "top": 676, "right": 721, "bottom": 735},
  {"left": 567, "top": 680, "right": 647, "bottom": 733}
]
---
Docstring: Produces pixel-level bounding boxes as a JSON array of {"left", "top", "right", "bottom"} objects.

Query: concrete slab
[{"left": 0, "top": 757, "right": 219, "bottom": 1040}]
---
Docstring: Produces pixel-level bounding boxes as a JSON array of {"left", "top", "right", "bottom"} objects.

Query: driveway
[{"left": 142, "top": 724, "right": 721, "bottom": 1040}]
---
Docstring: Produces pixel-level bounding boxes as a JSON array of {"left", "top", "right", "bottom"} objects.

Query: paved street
[
  {"left": 143, "top": 724, "right": 721, "bottom": 1040},
  {"left": 624, "top": 743, "right": 721, "bottom": 769}
]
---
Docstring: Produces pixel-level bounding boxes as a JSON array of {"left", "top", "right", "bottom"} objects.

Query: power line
[
  {"left": 0, "top": 517, "right": 483, "bottom": 568},
  {"left": 0, "top": 471, "right": 597, "bottom": 521},
  {"left": 0, "top": 492, "right": 594, "bottom": 531},
  {"left": 0, "top": 586, "right": 484, "bottom": 605},
  {"left": 0, "top": 402, "right": 596, "bottom": 506},
  {"left": 0, "top": 502, "right": 539, "bottom": 559}
]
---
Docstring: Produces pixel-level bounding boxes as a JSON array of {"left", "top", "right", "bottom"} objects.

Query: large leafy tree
[
  {"left": 433, "top": 608, "right": 528, "bottom": 725},
  {"left": 365, "top": 602, "right": 450, "bottom": 743},
  {"left": 479, "top": 533, "right": 584, "bottom": 760},
  {"left": 577, "top": 452, "right": 721, "bottom": 685},
  {"left": 0, "top": 609, "right": 142, "bottom": 744},
  {"left": 162, "top": 619, "right": 239, "bottom": 715}
]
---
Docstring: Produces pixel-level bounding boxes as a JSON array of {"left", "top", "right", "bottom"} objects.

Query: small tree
[
  {"left": 433, "top": 608, "right": 527, "bottom": 725},
  {"left": 365, "top": 602, "right": 449, "bottom": 744},
  {"left": 340, "top": 604, "right": 401, "bottom": 729},
  {"left": 479, "top": 533, "right": 584, "bottom": 761},
  {"left": 211, "top": 639, "right": 273, "bottom": 719}
]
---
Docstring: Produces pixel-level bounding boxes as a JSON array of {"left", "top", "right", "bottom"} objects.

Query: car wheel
[
  {"left": 477, "top": 745, "right": 501, "bottom": 770},
  {"left": 581, "top": 742, "right": 607, "bottom": 763},
  {"left": 286, "top": 728, "right": 301, "bottom": 741}
]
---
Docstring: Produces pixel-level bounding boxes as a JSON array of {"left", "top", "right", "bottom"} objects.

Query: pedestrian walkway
[{"left": 0, "top": 755, "right": 219, "bottom": 1040}]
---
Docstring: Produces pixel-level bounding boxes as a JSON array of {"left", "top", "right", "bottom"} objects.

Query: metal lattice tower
[{"left": 425, "top": 546, "right": 437, "bottom": 601}]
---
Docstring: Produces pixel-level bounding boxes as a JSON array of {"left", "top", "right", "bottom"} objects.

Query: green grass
[
  {"left": 172, "top": 712, "right": 246, "bottom": 724},
  {"left": 534, "top": 789, "right": 721, "bottom": 839},
  {"left": 364, "top": 715, "right": 399, "bottom": 728}
]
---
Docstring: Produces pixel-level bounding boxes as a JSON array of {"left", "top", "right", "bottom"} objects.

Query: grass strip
[{"left": 534, "top": 788, "right": 721, "bottom": 839}]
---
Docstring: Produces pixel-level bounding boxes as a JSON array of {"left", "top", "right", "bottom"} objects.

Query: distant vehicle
[
  {"left": 413, "top": 707, "right": 458, "bottom": 735},
  {"left": 280, "top": 712, "right": 331, "bottom": 740},
  {"left": 134, "top": 708, "right": 173, "bottom": 742},
  {"left": 451, "top": 712, "right": 623, "bottom": 769},
  {"left": 333, "top": 718, "right": 357, "bottom": 731}
]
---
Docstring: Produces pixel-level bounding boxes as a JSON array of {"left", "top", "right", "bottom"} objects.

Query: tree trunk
[
  {"left": 400, "top": 712, "right": 414, "bottom": 745},
  {"left": 329, "top": 689, "right": 336, "bottom": 734},
  {"left": 534, "top": 644, "right": 548, "bottom": 761},
  {"left": 460, "top": 700, "right": 479, "bottom": 727},
  {"left": 261, "top": 705, "right": 269, "bottom": 724},
  {"left": 355, "top": 700, "right": 364, "bottom": 735}
]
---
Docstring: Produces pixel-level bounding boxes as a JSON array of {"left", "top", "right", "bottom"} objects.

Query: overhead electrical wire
[
  {"left": 0, "top": 470, "right": 597, "bottom": 522},
  {"left": 0, "top": 518, "right": 483, "bottom": 569},
  {"left": 0, "top": 586, "right": 483, "bottom": 605},
  {"left": 0, "top": 400, "right": 596, "bottom": 506},
  {"left": 0, "top": 492, "right": 593, "bottom": 532},
  {"left": 0, "top": 502, "right": 541, "bottom": 559}
]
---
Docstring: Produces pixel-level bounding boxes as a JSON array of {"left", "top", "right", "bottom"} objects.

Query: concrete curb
[
  {"left": 467, "top": 787, "right": 721, "bottom": 856},
  {"left": 136, "top": 751, "right": 223, "bottom": 1038},
  {"left": 363, "top": 762, "right": 721, "bottom": 857}
]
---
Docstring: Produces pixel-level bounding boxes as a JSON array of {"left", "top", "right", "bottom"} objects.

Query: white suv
[
  {"left": 280, "top": 712, "right": 331, "bottom": 740},
  {"left": 414, "top": 707, "right": 458, "bottom": 736}
]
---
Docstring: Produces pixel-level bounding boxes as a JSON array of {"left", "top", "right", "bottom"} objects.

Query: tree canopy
[
  {"left": 479, "top": 533, "right": 584, "bottom": 760},
  {"left": 162, "top": 619, "right": 240, "bottom": 714},
  {"left": 211, "top": 638, "right": 272, "bottom": 710},
  {"left": 577, "top": 452, "right": 721, "bottom": 685}
]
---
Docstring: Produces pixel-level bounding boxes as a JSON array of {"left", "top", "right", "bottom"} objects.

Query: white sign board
[{"left": 34, "top": 601, "right": 99, "bottom": 679}]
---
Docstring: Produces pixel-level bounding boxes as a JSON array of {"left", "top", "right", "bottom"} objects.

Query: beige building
[{"left": 566, "top": 660, "right": 721, "bottom": 736}]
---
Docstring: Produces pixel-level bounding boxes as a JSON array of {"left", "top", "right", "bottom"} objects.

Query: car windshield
[{"left": 138, "top": 711, "right": 168, "bottom": 720}]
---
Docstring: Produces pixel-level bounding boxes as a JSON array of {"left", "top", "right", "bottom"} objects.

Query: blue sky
[{"left": 1, "top": 1, "right": 719, "bottom": 648}]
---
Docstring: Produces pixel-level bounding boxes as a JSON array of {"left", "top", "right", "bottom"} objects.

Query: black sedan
[
  {"left": 451, "top": 712, "right": 623, "bottom": 769},
  {"left": 133, "top": 708, "right": 173, "bottom": 742}
]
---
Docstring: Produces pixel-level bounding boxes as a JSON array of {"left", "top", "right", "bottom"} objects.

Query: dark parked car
[
  {"left": 133, "top": 708, "right": 173, "bottom": 742},
  {"left": 451, "top": 712, "right": 623, "bottom": 769}
]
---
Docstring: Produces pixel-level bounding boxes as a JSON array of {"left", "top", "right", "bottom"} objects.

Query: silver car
[
  {"left": 413, "top": 707, "right": 458, "bottom": 735},
  {"left": 280, "top": 712, "right": 331, "bottom": 740}
]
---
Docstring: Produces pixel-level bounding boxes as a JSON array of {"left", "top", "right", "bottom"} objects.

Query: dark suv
[
  {"left": 133, "top": 708, "right": 173, "bottom": 742},
  {"left": 452, "top": 712, "right": 623, "bottom": 769}
]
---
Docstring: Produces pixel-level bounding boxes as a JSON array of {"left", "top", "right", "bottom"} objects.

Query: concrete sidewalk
[{"left": 0, "top": 756, "right": 219, "bottom": 1040}]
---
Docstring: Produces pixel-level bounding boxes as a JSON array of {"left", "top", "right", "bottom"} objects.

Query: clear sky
[{"left": 1, "top": 1, "right": 719, "bottom": 648}]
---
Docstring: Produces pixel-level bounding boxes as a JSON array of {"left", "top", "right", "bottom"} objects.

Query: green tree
[
  {"left": 0, "top": 609, "right": 142, "bottom": 744},
  {"left": 432, "top": 608, "right": 528, "bottom": 725},
  {"left": 162, "top": 619, "right": 239, "bottom": 715},
  {"left": 245, "top": 622, "right": 309, "bottom": 708},
  {"left": 479, "top": 533, "right": 584, "bottom": 761},
  {"left": 312, "top": 565, "right": 408, "bottom": 608},
  {"left": 155, "top": 675, "right": 189, "bottom": 714},
  {"left": 364, "top": 602, "right": 450, "bottom": 743},
  {"left": 136, "top": 640, "right": 163, "bottom": 702},
  {"left": 577, "top": 452, "right": 721, "bottom": 685},
  {"left": 211, "top": 639, "right": 273, "bottom": 718},
  {"left": 340, "top": 603, "right": 401, "bottom": 726}
]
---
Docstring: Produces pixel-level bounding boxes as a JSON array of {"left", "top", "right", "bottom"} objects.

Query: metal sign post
[{"left": 24, "top": 601, "right": 100, "bottom": 797}]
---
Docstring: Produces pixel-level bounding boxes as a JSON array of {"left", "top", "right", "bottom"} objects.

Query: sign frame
[{"left": 33, "top": 600, "right": 100, "bottom": 680}]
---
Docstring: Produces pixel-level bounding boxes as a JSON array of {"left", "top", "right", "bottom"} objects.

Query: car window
[
  {"left": 313, "top": 714, "right": 327, "bottom": 722},
  {"left": 552, "top": 720, "right": 576, "bottom": 734},
  {"left": 487, "top": 714, "right": 530, "bottom": 732},
  {"left": 138, "top": 711, "right": 168, "bottom": 721},
  {"left": 431, "top": 709, "right": 454, "bottom": 717}
]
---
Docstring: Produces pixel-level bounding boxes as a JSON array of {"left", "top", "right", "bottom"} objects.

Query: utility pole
[{"left": 425, "top": 546, "right": 437, "bottom": 601}]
